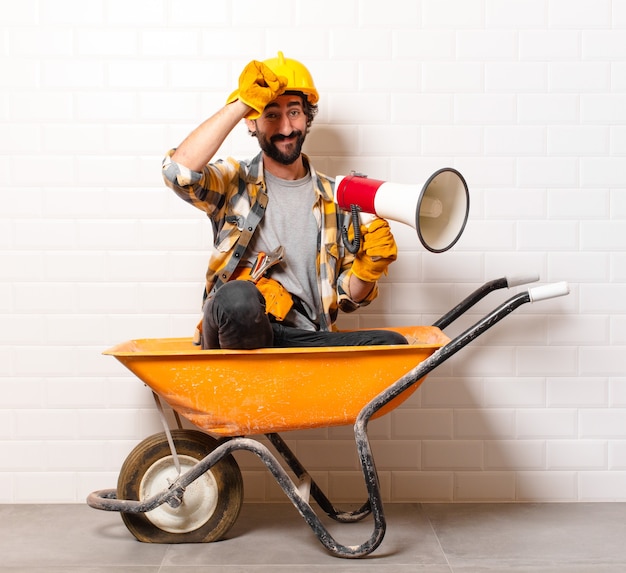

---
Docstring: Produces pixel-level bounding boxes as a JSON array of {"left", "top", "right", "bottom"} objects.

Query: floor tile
[
  {"left": 423, "top": 503, "right": 626, "bottom": 570},
  {"left": 161, "top": 502, "right": 448, "bottom": 567},
  {"left": 0, "top": 504, "right": 167, "bottom": 569}
]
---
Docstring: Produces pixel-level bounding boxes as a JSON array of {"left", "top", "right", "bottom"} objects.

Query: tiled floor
[{"left": 1, "top": 502, "right": 626, "bottom": 571}]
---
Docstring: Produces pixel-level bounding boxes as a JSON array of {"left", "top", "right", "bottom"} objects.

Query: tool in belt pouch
[{"left": 233, "top": 245, "right": 293, "bottom": 321}]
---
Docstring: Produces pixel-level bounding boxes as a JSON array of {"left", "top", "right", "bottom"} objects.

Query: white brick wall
[{"left": 1, "top": 0, "right": 624, "bottom": 504}]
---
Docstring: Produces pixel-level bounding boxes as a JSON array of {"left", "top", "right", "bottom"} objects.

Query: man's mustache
[{"left": 271, "top": 131, "right": 302, "bottom": 142}]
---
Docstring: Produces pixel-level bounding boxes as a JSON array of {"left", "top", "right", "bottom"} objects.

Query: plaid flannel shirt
[{"left": 162, "top": 150, "right": 378, "bottom": 331}]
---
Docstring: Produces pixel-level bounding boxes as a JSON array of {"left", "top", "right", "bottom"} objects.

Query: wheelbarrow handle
[
  {"left": 360, "top": 280, "right": 570, "bottom": 426},
  {"left": 433, "top": 273, "right": 539, "bottom": 330},
  {"left": 505, "top": 273, "right": 540, "bottom": 287},
  {"left": 528, "top": 281, "right": 570, "bottom": 302}
]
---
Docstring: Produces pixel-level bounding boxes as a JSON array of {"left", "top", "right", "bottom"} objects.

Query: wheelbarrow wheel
[{"left": 117, "top": 429, "right": 243, "bottom": 543}]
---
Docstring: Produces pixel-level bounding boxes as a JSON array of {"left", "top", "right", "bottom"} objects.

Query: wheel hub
[{"left": 139, "top": 454, "right": 219, "bottom": 533}]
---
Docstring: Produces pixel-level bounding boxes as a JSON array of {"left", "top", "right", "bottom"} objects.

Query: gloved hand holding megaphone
[
  {"left": 350, "top": 218, "right": 398, "bottom": 283},
  {"left": 335, "top": 168, "right": 470, "bottom": 254}
]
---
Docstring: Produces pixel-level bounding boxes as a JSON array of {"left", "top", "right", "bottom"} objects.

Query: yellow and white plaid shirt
[{"left": 162, "top": 150, "right": 378, "bottom": 331}]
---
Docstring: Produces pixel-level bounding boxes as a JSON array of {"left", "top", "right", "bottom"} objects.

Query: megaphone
[{"left": 335, "top": 168, "right": 470, "bottom": 253}]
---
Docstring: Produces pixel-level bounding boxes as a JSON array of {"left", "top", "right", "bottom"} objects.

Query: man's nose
[{"left": 277, "top": 113, "right": 294, "bottom": 134}]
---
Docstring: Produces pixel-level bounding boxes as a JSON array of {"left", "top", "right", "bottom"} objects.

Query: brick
[
  {"left": 422, "top": 440, "right": 483, "bottom": 470},
  {"left": 549, "top": 0, "right": 611, "bottom": 28},
  {"left": 579, "top": 471, "right": 626, "bottom": 501},
  {"left": 516, "top": 409, "right": 578, "bottom": 438},
  {"left": 455, "top": 471, "right": 516, "bottom": 501},
  {"left": 486, "top": 0, "right": 546, "bottom": 28},
  {"left": 329, "top": 471, "right": 391, "bottom": 503},
  {"left": 547, "top": 377, "right": 608, "bottom": 407},
  {"left": 392, "top": 471, "right": 454, "bottom": 501},
  {"left": 485, "top": 440, "right": 546, "bottom": 470},
  {"left": 548, "top": 440, "right": 607, "bottom": 470},
  {"left": 516, "top": 471, "right": 577, "bottom": 501},
  {"left": 579, "top": 410, "right": 626, "bottom": 438},
  {"left": 454, "top": 409, "right": 516, "bottom": 439},
  {"left": 393, "top": 409, "right": 453, "bottom": 440}
]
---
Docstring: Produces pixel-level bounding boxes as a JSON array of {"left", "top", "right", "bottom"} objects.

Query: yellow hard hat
[{"left": 263, "top": 51, "right": 319, "bottom": 105}]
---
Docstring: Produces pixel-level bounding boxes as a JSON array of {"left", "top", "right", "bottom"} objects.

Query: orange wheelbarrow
[{"left": 87, "top": 277, "right": 568, "bottom": 558}]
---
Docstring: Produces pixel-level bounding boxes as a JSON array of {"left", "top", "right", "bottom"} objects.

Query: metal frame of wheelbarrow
[{"left": 88, "top": 276, "right": 569, "bottom": 559}]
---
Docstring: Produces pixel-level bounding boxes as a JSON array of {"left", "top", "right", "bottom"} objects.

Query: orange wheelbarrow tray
[{"left": 87, "top": 277, "right": 569, "bottom": 559}]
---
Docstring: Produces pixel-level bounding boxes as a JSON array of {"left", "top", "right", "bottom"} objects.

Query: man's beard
[{"left": 257, "top": 130, "right": 306, "bottom": 165}]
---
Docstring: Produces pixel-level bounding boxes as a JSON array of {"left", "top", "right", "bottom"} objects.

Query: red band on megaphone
[{"left": 336, "top": 175, "right": 385, "bottom": 215}]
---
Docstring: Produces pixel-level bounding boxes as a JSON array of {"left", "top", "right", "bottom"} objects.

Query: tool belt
[{"left": 193, "top": 269, "right": 292, "bottom": 345}]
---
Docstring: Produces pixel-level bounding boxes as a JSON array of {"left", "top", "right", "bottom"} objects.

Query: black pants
[{"left": 202, "top": 281, "right": 408, "bottom": 350}]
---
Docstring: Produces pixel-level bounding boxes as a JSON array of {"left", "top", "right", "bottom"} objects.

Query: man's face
[{"left": 248, "top": 94, "right": 308, "bottom": 165}]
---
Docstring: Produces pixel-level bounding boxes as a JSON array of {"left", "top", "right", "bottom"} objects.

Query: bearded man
[{"left": 163, "top": 52, "right": 405, "bottom": 349}]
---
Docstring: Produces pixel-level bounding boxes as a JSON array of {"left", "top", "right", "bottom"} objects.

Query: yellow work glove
[
  {"left": 225, "top": 60, "right": 288, "bottom": 119},
  {"left": 350, "top": 218, "right": 398, "bottom": 283}
]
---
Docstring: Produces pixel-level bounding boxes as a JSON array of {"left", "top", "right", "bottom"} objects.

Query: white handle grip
[
  {"left": 506, "top": 273, "right": 540, "bottom": 288},
  {"left": 528, "top": 281, "right": 570, "bottom": 302}
]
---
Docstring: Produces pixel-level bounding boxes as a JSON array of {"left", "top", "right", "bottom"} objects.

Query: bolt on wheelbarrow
[{"left": 87, "top": 276, "right": 569, "bottom": 558}]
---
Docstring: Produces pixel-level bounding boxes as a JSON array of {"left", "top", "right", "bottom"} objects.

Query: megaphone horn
[{"left": 335, "top": 168, "right": 470, "bottom": 253}]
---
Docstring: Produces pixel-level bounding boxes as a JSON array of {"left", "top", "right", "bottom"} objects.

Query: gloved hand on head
[
  {"left": 226, "top": 60, "right": 288, "bottom": 119},
  {"left": 350, "top": 218, "right": 398, "bottom": 283}
]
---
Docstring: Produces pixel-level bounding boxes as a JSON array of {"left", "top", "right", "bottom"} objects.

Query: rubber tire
[{"left": 117, "top": 429, "right": 243, "bottom": 543}]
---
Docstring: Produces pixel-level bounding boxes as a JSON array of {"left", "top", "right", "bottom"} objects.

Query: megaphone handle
[{"left": 341, "top": 204, "right": 362, "bottom": 254}]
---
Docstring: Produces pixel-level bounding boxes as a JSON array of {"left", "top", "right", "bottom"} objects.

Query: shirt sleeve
[
  {"left": 162, "top": 148, "right": 202, "bottom": 188},
  {"left": 336, "top": 269, "right": 379, "bottom": 312},
  {"left": 161, "top": 149, "right": 239, "bottom": 217}
]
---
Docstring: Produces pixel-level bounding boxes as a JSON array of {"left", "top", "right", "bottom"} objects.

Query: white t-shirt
[{"left": 245, "top": 170, "right": 321, "bottom": 329}]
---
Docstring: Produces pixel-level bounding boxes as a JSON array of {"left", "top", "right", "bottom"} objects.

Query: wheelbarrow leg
[
  {"left": 221, "top": 437, "right": 387, "bottom": 558},
  {"left": 265, "top": 433, "right": 371, "bottom": 523},
  {"left": 152, "top": 392, "right": 182, "bottom": 474}
]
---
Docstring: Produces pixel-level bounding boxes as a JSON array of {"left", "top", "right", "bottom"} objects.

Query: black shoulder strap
[{"left": 210, "top": 189, "right": 269, "bottom": 293}]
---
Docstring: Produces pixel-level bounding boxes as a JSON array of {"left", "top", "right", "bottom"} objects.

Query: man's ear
[{"left": 245, "top": 118, "right": 257, "bottom": 135}]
